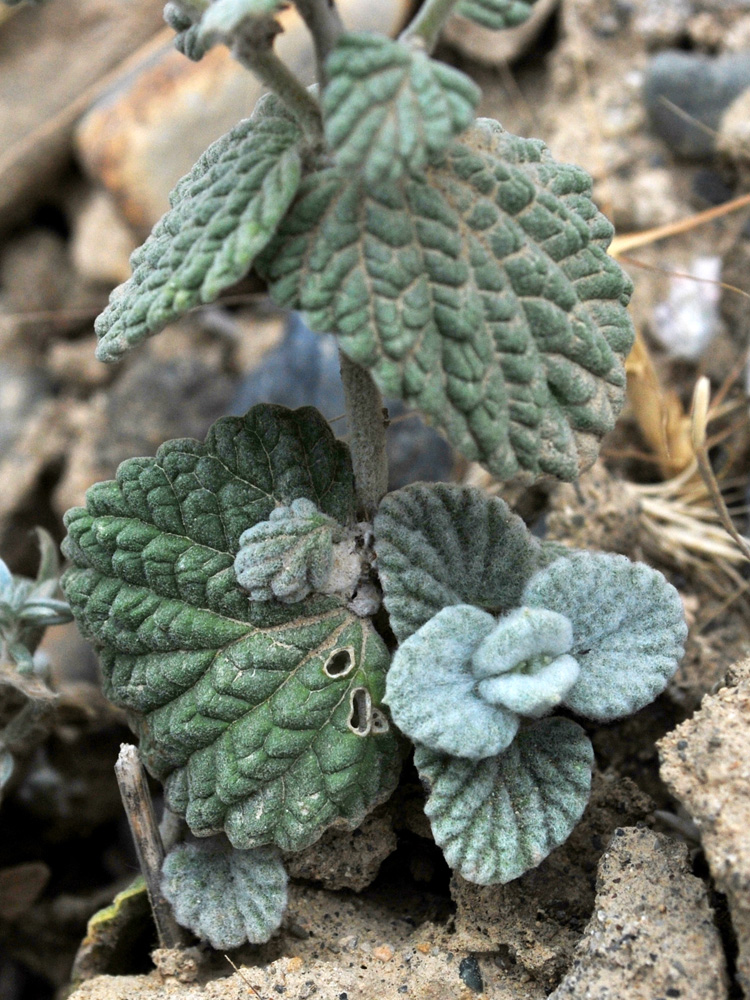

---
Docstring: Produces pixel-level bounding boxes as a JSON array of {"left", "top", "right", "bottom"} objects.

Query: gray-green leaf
[
  {"left": 455, "top": 0, "right": 535, "bottom": 30},
  {"left": 95, "top": 107, "right": 302, "bottom": 363},
  {"left": 373, "top": 483, "right": 548, "bottom": 643},
  {"left": 261, "top": 119, "right": 634, "bottom": 481},
  {"left": 415, "top": 717, "right": 593, "bottom": 884},
  {"left": 161, "top": 840, "right": 287, "bottom": 948},
  {"left": 384, "top": 604, "right": 520, "bottom": 759},
  {"left": 61, "top": 405, "right": 401, "bottom": 851},
  {"left": 523, "top": 552, "right": 687, "bottom": 721},
  {"left": 323, "top": 33, "right": 479, "bottom": 184}
]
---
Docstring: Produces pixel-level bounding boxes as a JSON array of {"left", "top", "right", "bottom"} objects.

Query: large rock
[
  {"left": 75, "top": 0, "right": 412, "bottom": 231},
  {"left": 659, "top": 657, "right": 750, "bottom": 995},
  {"left": 0, "top": 0, "right": 164, "bottom": 230},
  {"left": 550, "top": 827, "right": 728, "bottom": 999},
  {"left": 450, "top": 771, "right": 653, "bottom": 989},
  {"left": 67, "top": 880, "right": 546, "bottom": 1000}
]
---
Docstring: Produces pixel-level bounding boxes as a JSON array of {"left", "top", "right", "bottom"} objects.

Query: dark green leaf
[{"left": 61, "top": 405, "right": 401, "bottom": 851}]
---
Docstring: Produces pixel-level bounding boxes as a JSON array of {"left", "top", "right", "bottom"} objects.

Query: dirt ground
[{"left": 1, "top": 1, "right": 750, "bottom": 998}]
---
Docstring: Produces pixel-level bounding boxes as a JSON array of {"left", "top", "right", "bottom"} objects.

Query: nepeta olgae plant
[{"left": 25, "top": 0, "right": 686, "bottom": 949}]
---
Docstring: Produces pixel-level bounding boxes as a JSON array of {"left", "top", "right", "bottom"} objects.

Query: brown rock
[
  {"left": 0, "top": 0, "right": 164, "bottom": 230},
  {"left": 450, "top": 771, "right": 653, "bottom": 988},
  {"left": 659, "top": 657, "right": 750, "bottom": 994},
  {"left": 66, "top": 878, "right": 546, "bottom": 1000},
  {"left": 70, "top": 191, "right": 139, "bottom": 287},
  {"left": 549, "top": 827, "right": 728, "bottom": 1000},
  {"left": 76, "top": 0, "right": 412, "bottom": 231},
  {"left": 283, "top": 809, "right": 397, "bottom": 892}
]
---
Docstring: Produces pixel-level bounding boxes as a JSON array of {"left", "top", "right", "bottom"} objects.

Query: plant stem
[
  {"left": 339, "top": 352, "right": 389, "bottom": 521},
  {"left": 294, "top": 0, "right": 344, "bottom": 86},
  {"left": 115, "top": 744, "right": 187, "bottom": 951},
  {"left": 234, "top": 25, "right": 323, "bottom": 139},
  {"left": 399, "top": 0, "right": 461, "bottom": 52}
]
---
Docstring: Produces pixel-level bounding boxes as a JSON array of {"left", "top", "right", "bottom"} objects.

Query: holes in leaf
[
  {"left": 348, "top": 687, "right": 372, "bottom": 736},
  {"left": 324, "top": 646, "right": 355, "bottom": 678}
]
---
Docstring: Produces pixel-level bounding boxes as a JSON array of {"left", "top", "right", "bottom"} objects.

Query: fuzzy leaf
[
  {"left": 234, "top": 498, "right": 338, "bottom": 603},
  {"left": 261, "top": 119, "right": 633, "bottom": 482},
  {"left": 456, "top": 0, "right": 534, "bottom": 30},
  {"left": 385, "top": 605, "right": 519, "bottom": 759},
  {"left": 61, "top": 405, "right": 401, "bottom": 852},
  {"left": 95, "top": 106, "right": 302, "bottom": 363},
  {"left": 162, "top": 840, "right": 287, "bottom": 948},
  {"left": 416, "top": 717, "right": 593, "bottom": 884},
  {"left": 323, "top": 33, "right": 479, "bottom": 184},
  {"left": 523, "top": 552, "right": 687, "bottom": 721},
  {"left": 373, "top": 483, "right": 548, "bottom": 643},
  {"left": 386, "top": 604, "right": 579, "bottom": 758}
]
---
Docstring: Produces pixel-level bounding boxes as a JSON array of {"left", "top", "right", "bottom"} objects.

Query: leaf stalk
[
  {"left": 234, "top": 23, "right": 323, "bottom": 138},
  {"left": 399, "top": 0, "right": 461, "bottom": 53},
  {"left": 294, "top": 0, "right": 345, "bottom": 85},
  {"left": 339, "top": 351, "right": 389, "bottom": 521}
]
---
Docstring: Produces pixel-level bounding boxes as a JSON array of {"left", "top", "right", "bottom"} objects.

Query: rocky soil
[{"left": 1, "top": 0, "right": 750, "bottom": 998}]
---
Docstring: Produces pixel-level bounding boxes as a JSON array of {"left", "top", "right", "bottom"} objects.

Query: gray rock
[
  {"left": 54, "top": 334, "right": 235, "bottom": 514},
  {"left": 550, "top": 827, "right": 729, "bottom": 999},
  {"left": 0, "top": 365, "right": 51, "bottom": 458},
  {"left": 644, "top": 51, "right": 750, "bottom": 159},
  {"left": 659, "top": 657, "right": 750, "bottom": 995},
  {"left": 0, "top": 0, "right": 165, "bottom": 231}
]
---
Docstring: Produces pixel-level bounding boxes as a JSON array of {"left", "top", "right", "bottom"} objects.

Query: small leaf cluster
[
  {"left": 0, "top": 530, "right": 72, "bottom": 673},
  {"left": 375, "top": 484, "right": 687, "bottom": 884},
  {"left": 234, "top": 497, "right": 344, "bottom": 602}
]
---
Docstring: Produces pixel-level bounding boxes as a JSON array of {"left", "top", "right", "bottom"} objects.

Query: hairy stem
[
  {"left": 294, "top": 0, "right": 344, "bottom": 85},
  {"left": 234, "top": 26, "right": 323, "bottom": 138},
  {"left": 400, "top": 0, "right": 461, "bottom": 52},
  {"left": 115, "top": 744, "right": 187, "bottom": 951},
  {"left": 339, "top": 352, "right": 389, "bottom": 521}
]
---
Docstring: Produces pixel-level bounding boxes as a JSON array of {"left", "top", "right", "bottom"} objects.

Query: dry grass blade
[
  {"left": 610, "top": 192, "right": 750, "bottom": 256},
  {"left": 225, "top": 955, "right": 264, "bottom": 997},
  {"left": 690, "top": 377, "right": 750, "bottom": 562}
]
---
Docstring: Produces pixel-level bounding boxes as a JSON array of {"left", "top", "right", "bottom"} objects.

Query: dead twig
[{"left": 114, "top": 743, "right": 187, "bottom": 951}]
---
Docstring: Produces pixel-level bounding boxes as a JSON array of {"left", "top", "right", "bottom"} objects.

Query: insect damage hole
[
  {"left": 348, "top": 687, "right": 372, "bottom": 736},
  {"left": 324, "top": 646, "right": 356, "bottom": 678}
]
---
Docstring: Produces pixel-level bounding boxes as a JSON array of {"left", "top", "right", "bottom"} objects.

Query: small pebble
[
  {"left": 458, "top": 956, "right": 484, "bottom": 993},
  {"left": 373, "top": 945, "right": 394, "bottom": 962}
]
